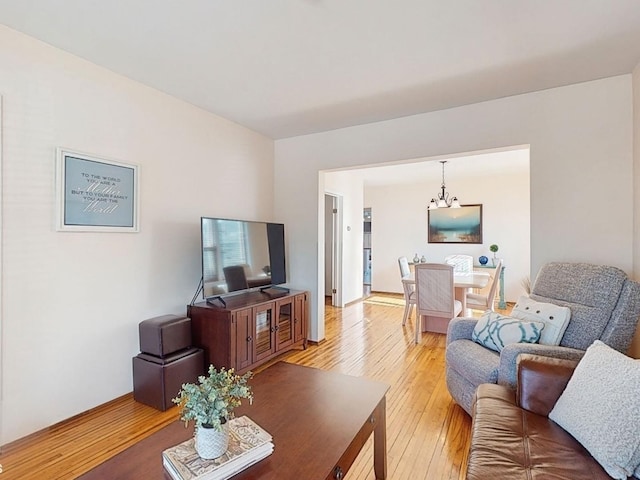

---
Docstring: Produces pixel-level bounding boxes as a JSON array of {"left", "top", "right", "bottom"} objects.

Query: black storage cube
[{"left": 132, "top": 348, "right": 204, "bottom": 411}]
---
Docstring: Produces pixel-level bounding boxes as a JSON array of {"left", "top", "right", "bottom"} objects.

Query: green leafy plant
[
  {"left": 489, "top": 244, "right": 499, "bottom": 255},
  {"left": 173, "top": 366, "right": 253, "bottom": 431}
]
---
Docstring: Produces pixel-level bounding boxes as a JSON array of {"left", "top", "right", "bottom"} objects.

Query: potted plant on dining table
[{"left": 173, "top": 365, "right": 253, "bottom": 459}]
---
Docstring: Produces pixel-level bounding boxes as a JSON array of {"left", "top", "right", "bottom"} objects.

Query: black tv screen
[{"left": 201, "top": 217, "right": 286, "bottom": 298}]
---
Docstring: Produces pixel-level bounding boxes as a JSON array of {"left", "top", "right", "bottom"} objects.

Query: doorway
[
  {"left": 324, "top": 193, "right": 343, "bottom": 307},
  {"left": 363, "top": 208, "right": 371, "bottom": 297}
]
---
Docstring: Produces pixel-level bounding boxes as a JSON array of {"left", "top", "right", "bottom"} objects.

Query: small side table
[{"left": 475, "top": 264, "right": 506, "bottom": 309}]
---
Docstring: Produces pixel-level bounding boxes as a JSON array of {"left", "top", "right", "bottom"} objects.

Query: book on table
[{"left": 162, "top": 416, "right": 274, "bottom": 480}]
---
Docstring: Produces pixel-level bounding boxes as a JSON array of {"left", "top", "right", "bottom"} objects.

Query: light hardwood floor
[{"left": 0, "top": 294, "right": 503, "bottom": 480}]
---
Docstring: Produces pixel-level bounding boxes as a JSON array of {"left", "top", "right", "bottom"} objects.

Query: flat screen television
[{"left": 201, "top": 217, "right": 286, "bottom": 299}]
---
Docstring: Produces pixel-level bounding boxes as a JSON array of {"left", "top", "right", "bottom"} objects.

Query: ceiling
[
  {"left": 2, "top": 1, "right": 640, "bottom": 139},
  {"left": 330, "top": 147, "right": 530, "bottom": 187}
]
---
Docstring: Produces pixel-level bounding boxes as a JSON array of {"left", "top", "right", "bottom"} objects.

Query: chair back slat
[
  {"left": 485, "top": 260, "right": 503, "bottom": 307},
  {"left": 445, "top": 254, "right": 473, "bottom": 274},
  {"left": 398, "top": 256, "right": 411, "bottom": 278}
]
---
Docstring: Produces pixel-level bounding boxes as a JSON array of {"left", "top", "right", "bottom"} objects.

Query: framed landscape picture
[
  {"left": 56, "top": 148, "right": 139, "bottom": 232},
  {"left": 428, "top": 204, "right": 482, "bottom": 244}
]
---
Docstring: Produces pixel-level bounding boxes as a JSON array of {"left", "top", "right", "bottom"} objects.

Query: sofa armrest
[
  {"left": 497, "top": 344, "right": 585, "bottom": 389},
  {"left": 516, "top": 354, "right": 579, "bottom": 416},
  {"left": 446, "top": 317, "right": 478, "bottom": 345}
]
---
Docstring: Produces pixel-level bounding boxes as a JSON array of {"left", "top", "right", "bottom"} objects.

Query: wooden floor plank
[{"left": 0, "top": 294, "right": 506, "bottom": 480}]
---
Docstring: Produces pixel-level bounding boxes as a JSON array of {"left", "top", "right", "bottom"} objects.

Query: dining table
[{"left": 453, "top": 272, "right": 491, "bottom": 313}]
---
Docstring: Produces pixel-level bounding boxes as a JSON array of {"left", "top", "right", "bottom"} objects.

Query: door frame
[
  {"left": 0, "top": 96, "right": 4, "bottom": 451},
  {"left": 324, "top": 192, "right": 343, "bottom": 307}
]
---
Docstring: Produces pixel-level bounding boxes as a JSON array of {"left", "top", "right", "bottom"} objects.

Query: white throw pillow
[
  {"left": 471, "top": 312, "right": 544, "bottom": 352},
  {"left": 549, "top": 340, "right": 640, "bottom": 480},
  {"left": 511, "top": 295, "right": 571, "bottom": 346}
]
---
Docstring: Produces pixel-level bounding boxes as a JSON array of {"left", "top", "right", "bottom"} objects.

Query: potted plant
[
  {"left": 489, "top": 244, "right": 499, "bottom": 266},
  {"left": 173, "top": 365, "right": 253, "bottom": 459}
]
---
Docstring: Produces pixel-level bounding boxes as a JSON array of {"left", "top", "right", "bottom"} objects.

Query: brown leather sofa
[{"left": 466, "top": 354, "right": 612, "bottom": 480}]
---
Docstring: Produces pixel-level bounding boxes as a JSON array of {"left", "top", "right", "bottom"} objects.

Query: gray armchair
[{"left": 445, "top": 262, "right": 640, "bottom": 414}]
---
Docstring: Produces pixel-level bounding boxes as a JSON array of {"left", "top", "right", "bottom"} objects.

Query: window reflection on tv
[{"left": 201, "top": 217, "right": 286, "bottom": 298}]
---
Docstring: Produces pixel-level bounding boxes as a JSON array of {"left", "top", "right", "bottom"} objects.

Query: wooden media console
[{"left": 187, "top": 289, "right": 309, "bottom": 374}]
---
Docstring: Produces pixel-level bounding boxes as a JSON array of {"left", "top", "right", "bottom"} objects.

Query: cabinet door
[
  {"left": 234, "top": 308, "right": 253, "bottom": 371},
  {"left": 275, "top": 297, "right": 295, "bottom": 350},
  {"left": 253, "top": 302, "right": 276, "bottom": 362},
  {"left": 294, "top": 293, "right": 307, "bottom": 343}
]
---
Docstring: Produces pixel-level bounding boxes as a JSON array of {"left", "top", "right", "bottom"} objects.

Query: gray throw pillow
[{"left": 549, "top": 340, "right": 640, "bottom": 480}]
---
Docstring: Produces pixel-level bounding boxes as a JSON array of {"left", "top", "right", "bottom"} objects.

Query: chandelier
[{"left": 428, "top": 160, "right": 461, "bottom": 209}]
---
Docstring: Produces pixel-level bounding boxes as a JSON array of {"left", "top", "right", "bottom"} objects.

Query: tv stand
[
  {"left": 206, "top": 296, "right": 226, "bottom": 307},
  {"left": 188, "top": 290, "right": 309, "bottom": 374},
  {"left": 260, "top": 285, "right": 290, "bottom": 298}
]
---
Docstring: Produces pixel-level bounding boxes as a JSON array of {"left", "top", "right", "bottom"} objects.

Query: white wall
[
  {"left": 0, "top": 26, "right": 274, "bottom": 444},
  {"left": 366, "top": 168, "right": 530, "bottom": 302},
  {"left": 631, "top": 62, "right": 640, "bottom": 358},
  {"left": 275, "top": 75, "right": 634, "bottom": 343}
]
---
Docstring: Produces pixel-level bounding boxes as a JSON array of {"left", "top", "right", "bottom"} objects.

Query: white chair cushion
[
  {"left": 466, "top": 292, "right": 488, "bottom": 307},
  {"left": 453, "top": 300, "right": 463, "bottom": 317}
]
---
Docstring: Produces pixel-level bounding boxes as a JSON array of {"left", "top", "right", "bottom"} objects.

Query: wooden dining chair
[
  {"left": 414, "top": 263, "right": 463, "bottom": 342},
  {"left": 223, "top": 265, "right": 249, "bottom": 292},
  {"left": 397, "top": 256, "right": 416, "bottom": 325},
  {"left": 465, "top": 260, "right": 503, "bottom": 311}
]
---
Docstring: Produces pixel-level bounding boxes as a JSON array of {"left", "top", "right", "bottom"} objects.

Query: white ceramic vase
[{"left": 195, "top": 422, "right": 229, "bottom": 459}]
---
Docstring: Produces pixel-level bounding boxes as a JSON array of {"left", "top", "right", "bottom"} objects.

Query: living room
[{"left": 1, "top": 2, "right": 640, "bottom": 478}]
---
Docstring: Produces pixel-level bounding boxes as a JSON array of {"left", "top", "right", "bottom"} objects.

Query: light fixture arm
[{"left": 428, "top": 160, "right": 460, "bottom": 209}]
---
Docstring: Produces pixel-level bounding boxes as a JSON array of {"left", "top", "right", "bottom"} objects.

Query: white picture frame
[{"left": 56, "top": 148, "right": 139, "bottom": 232}]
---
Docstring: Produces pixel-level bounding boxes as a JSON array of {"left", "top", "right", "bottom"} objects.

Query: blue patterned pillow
[{"left": 472, "top": 312, "right": 545, "bottom": 352}]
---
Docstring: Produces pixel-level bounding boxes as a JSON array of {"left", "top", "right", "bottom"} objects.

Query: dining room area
[
  {"left": 399, "top": 254, "right": 504, "bottom": 342},
  {"left": 365, "top": 149, "right": 527, "bottom": 302},
  {"left": 322, "top": 146, "right": 530, "bottom": 340}
]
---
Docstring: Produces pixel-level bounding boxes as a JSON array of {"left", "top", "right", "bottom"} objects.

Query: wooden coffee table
[{"left": 79, "top": 362, "right": 389, "bottom": 479}]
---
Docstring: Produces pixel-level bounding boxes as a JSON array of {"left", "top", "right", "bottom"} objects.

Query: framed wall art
[
  {"left": 428, "top": 204, "right": 482, "bottom": 244},
  {"left": 56, "top": 148, "right": 139, "bottom": 232}
]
